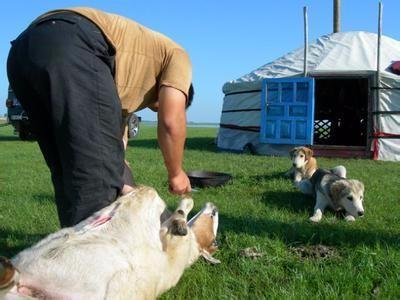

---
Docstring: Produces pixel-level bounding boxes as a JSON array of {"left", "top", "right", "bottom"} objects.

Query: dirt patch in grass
[
  {"left": 291, "top": 244, "right": 337, "bottom": 259},
  {"left": 239, "top": 247, "right": 265, "bottom": 260}
]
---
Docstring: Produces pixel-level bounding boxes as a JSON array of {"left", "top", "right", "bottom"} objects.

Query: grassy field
[{"left": 1, "top": 124, "right": 400, "bottom": 299}]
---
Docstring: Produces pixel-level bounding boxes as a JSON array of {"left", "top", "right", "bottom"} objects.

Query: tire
[
  {"left": 18, "top": 122, "right": 35, "bottom": 141},
  {"left": 127, "top": 114, "right": 140, "bottom": 138},
  {"left": 19, "top": 124, "right": 28, "bottom": 140}
]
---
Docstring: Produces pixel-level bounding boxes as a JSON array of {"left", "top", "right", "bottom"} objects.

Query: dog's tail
[
  {"left": 331, "top": 165, "right": 347, "bottom": 178},
  {"left": 0, "top": 257, "right": 19, "bottom": 295}
]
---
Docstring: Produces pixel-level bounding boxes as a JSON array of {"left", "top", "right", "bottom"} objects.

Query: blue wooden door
[{"left": 260, "top": 78, "right": 315, "bottom": 145}]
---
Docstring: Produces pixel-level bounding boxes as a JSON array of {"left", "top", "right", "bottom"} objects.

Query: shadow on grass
[
  {"left": 128, "top": 137, "right": 217, "bottom": 152},
  {"left": 32, "top": 194, "right": 54, "bottom": 203},
  {"left": 220, "top": 214, "right": 400, "bottom": 248},
  {"left": 0, "top": 229, "right": 48, "bottom": 257},
  {"left": 260, "top": 190, "right": 313, "bottom": 213},
  {"left": 0, "top": 135, "right": 20, "bottom": 141},
  {"left": 248, "top": 171, "right": 288, "bottom": 183},
  {"left": 2, "top": 217, "right": 398, "bottom": 259}
]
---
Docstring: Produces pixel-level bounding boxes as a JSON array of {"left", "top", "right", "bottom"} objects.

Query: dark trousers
[{"left": 7, "top": 12, "right": 125, "bottom": 227}]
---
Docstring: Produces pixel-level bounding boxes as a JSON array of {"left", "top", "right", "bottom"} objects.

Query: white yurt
[{"left": 218, "top": 31, "right": 400, "bottom": 161}]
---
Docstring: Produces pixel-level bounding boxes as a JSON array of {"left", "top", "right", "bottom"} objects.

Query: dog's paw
[
  {"left": 345, "top": 215, "right": 356, "bottom": 222},
  {"left": 309, "top": 215, "right": 322, "bottom": 223}
]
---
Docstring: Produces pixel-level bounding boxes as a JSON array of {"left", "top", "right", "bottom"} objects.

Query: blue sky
[{"left": 1, "top": 0, "right": 399, "bottom": 122}]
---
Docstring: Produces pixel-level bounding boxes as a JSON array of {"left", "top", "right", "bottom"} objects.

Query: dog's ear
[
  {"left": 200, "top": 249, "right": 221, "bottom": 265},
  {"left": 330, "top": 180, "right": 348, "bottom": 209},
  {"left": 355, "top": 180, "right": 365, "bottom": 194},
  {"left": 304, "top": 147, "right": 313, "bottom": 160},
  {"left": 289, "top": 147, "right": 298, "bottom": 157}
]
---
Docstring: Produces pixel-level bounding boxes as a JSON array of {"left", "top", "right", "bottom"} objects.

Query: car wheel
[
  {"left": 127, "top": 114, "right": 140, "bottom": 138},
  {"left": 19, "top": 123, "right": 28, "bottom": 140},
  {"left": 18, "top": 122, "right": 35, "bottom": 141}
]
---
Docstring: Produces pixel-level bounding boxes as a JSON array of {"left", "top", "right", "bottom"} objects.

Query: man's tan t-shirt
[{"left": 39, "top": 7, "right": 192, "bottom": 116}]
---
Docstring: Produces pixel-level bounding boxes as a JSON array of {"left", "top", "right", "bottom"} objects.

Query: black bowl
[{"left": 186, "top": 171, "right": 232, "bottom": 188}]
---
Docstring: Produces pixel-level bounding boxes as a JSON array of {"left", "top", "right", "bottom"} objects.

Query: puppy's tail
[
  {"left": 296, "top": 179, "right": 314, "bottom": 196},
  {"left": 331, "top": 165, "right": 347, "bottom": 178},
  {"left": 0, "top": 257, "right": 19, "bottom": 295}
]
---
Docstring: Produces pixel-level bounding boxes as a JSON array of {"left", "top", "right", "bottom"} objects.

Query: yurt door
[{"left": 260, "top": 78, "right": 315, "bottom": 145}]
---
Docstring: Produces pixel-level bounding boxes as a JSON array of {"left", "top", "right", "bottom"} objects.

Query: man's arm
[{"left": 157, "top": 86, "right": 191, "bottom": 194}]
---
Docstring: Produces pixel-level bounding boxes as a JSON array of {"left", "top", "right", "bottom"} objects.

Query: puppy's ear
[
  {"left": 201, "top": 250, "right": 221, "bottom": 265},
  {"left": 304, "top": 147, "right": 313, "bottom": 160},
  {"left": 289, "top": 147, "right": 297, "bottom": 157},
  {"left": 330, "top": 180, "right": 348, "bottom": 209},
  {"left": 355, "top": 180, "right": 365, "bottom": 193}
]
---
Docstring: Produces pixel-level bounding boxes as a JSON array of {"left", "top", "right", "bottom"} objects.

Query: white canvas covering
[{"left": 218, "top": 31, "right": 400, "bottom": 161}]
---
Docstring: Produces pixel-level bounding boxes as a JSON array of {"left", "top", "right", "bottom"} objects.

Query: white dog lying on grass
[
  {"left": 298, "top": 167, "right": 365, "bottom": 222},
  {"left": 0, "top": 186, "right": 220, "bottom": 299}
]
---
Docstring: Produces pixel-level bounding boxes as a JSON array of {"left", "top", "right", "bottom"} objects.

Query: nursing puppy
[
  {"left": 286, "top": 146, "right": 318, "bottom": 183},
  {"left": 306, "top": 169, "right": 365, "bottom": 222},
  {"left": 0, "top": 186, "right": 220, "bottom": 299}
]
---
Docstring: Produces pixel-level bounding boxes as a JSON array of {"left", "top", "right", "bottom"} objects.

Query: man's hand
[
  {"left": 168, "top": 169, "right": 191, "bottom": 195},
  {"left": 121, "top": 160, "right": 135, "bottom": 195}
]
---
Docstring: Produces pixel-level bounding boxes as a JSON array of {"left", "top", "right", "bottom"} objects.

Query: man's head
[{"left": 148, "top": 84, "right": 194, "bottom": 112}]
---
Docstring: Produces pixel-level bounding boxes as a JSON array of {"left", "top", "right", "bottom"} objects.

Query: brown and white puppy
[
  {"left": 307, "top": 169, "right": 365, "bottom": 222},
  {"left": 286, "top": 146, "right": 318, "bottom": 183},
  {"left": 0, "top": 186, "right": 220, "bottom": 300}
]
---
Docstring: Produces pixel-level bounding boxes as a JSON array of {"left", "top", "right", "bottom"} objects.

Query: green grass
[{"left": 1, "top": 124, "right": 400, "bottom": 299}]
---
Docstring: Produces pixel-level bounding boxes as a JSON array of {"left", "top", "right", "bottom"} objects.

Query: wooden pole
[
  {"left": 376, "top": 2, "right": 383, "bottom": 89},
  {"left": 333, "top": 0, "right": 341, "bottom": 33},
  {"left": 372, "top": 2, "right": 383, "bottom": 156},
  {"left": 303, "top": 6, "right": 308, "bottom": 77}
]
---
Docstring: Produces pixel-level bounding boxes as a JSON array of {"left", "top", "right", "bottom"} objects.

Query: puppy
[
  {"left": 286, "top": 146, "right": 317, "bottom": 183},
  {"left": 306, "top": 169, "right": 365, "bottom": 222},
  {"left": 298, "top": 165, "right": 347, "bottom": 196}
]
